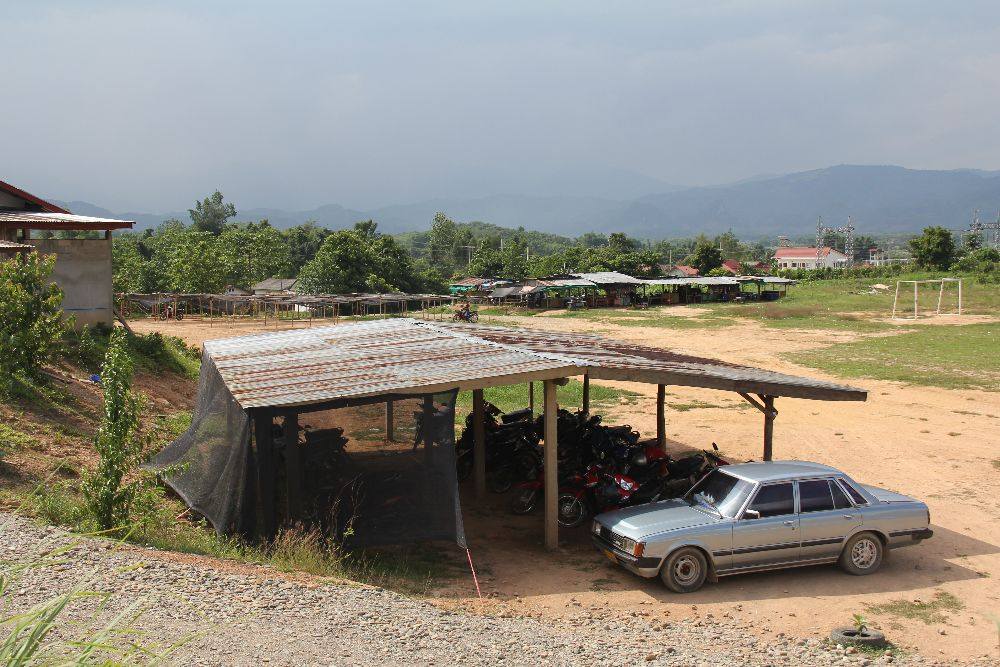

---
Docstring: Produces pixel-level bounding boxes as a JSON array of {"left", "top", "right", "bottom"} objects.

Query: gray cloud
[{"left": 4, "top": 1, "right": 1000, "bottom": 211}]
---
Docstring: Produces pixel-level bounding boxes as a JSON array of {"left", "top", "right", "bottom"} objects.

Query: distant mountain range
[{"left": 55, "top": 165, "right": 1000, "bottom": 240}]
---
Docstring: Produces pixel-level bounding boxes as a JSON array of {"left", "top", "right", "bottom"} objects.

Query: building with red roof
[{"left": 1, "top": 180, "right": 133, "bottom": 326}]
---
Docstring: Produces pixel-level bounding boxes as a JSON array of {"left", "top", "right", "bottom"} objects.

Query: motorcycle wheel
[
  {"left": 488, "top": 465, "right": 514, "bottom": 494},
  {"left": 510, "top": 488, "right": 539, "bottom": 515},
  {"left": 557, "top": 493, "right": 589, "bottom": 528},
  {"left": 469, "top": 312, "right": 479, "bottom": 323},
  {"left": 176, "top": 312, "right": 184, "bottom": 321}
]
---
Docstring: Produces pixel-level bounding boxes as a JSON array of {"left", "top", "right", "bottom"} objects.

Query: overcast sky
[{"left": 5, "top": 1, "right": 1000, "bottom": 211}]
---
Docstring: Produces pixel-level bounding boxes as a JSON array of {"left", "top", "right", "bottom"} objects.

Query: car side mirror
[{"left": 742, "top": 509, "right": 760, "bottom": 520}]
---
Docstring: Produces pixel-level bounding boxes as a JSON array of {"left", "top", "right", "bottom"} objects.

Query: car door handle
[
  {"left": 782, "top": 520, "right": 796, "bottom": 527},
  {"left": 843, "top": 514, "right": 856, "bottom": 520}
]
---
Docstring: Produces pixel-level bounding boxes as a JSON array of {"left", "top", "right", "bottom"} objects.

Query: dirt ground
[{"left": 133, "top": 314, "right": 1000, "bottom": 662}]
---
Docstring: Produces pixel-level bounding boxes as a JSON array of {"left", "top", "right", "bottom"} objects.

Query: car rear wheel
[
  {"left": 660, "top": 547, "right": 708, "bottom": 593},
  {"left": 839, "top": 532, "right": 884, "bottom": 575}
]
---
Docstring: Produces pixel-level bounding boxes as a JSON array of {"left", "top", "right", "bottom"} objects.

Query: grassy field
[{"left": 788, "top": 322, "right": 999, "bottom": 391}]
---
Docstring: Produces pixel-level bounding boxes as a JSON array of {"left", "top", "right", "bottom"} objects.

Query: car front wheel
[
  {"left": 660, "top": 547, "right": 708, "bottom": 593},
  {"left": 839, "top": 532, "right": 884, "bottom": 575}
]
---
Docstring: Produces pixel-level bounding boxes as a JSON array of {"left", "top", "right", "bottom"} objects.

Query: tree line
[{"left": 112, "top": 191, "right": 998, "bottom": 295}]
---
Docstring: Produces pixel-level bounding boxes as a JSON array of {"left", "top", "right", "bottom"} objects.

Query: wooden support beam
[
  {"left": 544, "top": 379, "right": 559, "bottom": 550},
  {"left": 385, "top": 400, "right": 395, "bottom": 441},
  {"left": 253, "top": 409, "right": 277, "bottom": 539},
  {"left": 582, "top": 375, "right": 590, "bottom": 416},
  {"left": 283, "top": 413, "right": 302, "bottom": 522},
  {"left": 762, "top": 395, "right": 776, "bottom": 462},
  {"left": 528, "top": 381, "right": 534, "bottom": 413},
  {"left": 472, "top": 389, "right": 487, "bottom": 499},
  {"left": 422, "top": 395, "right": 435, "bottom": 464},
  {"left": 656, "top": 384, "right": 666, "bottom": 448}
]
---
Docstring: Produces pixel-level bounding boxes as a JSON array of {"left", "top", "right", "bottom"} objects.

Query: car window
[
  {"left": 798, "top": 479, "right": 834, "bottom": 513},
  {"left": 830, "top": 479, "right": 853, "bottom": 509},
  {"left": 837, "top": 478, "right": 868, "bottom": 505},
  {"left": 747, "top": 483, "right": 794, "bottom": 518}
]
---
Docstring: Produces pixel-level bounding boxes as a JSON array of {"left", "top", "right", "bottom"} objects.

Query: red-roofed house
[
  {"left": 719, "top": 259, "right": 743, "bottom": 275},
  {"left": 660, "top": 264, "right": 700, "bottom": 277},
  {"left": 1, "top": 180, "right": 133, "bottom": 326},
  {"left": 773, "top": 246, "right": 849, "bottom": 270}
]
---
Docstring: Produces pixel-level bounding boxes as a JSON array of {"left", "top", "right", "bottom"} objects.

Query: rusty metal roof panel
[
  {"left": 205, "top": 318, "right": 581, "bottom": 409},
  {"left": 0, "top": 211, "right": 134, "bottom": 227},
  {"left": 436, "top": 323, "right": 867, "bottom": 402},
  {"left": 571, "top": 271, "right": 645, "bottom": 285}
]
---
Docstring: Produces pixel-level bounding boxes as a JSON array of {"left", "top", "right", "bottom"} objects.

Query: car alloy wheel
[{"left": 851, "top": 537, "right": 879, "bottom": 570}]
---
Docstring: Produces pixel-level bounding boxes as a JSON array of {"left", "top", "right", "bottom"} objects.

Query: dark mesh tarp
[
  {"left": 149, "top": 356, "right": 465, "bottom": 548},
  {"left": 148, "top": 352, "right": 252, "bottom": 534}
]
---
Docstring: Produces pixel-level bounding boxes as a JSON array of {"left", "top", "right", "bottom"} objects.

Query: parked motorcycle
[{"left": 455, "top": 401, "right": 541, "bottom": 492}]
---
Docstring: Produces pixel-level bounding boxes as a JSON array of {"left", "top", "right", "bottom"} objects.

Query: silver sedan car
[{"left": 592, "top": 461, "right": 932, "bottom": 593}]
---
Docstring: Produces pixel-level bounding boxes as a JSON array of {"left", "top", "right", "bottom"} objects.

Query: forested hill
[{"left": 55, "top": 165, "right": 1000, "bottom": 239}]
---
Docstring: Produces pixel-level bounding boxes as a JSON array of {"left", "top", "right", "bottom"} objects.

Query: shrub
[
  {"left": 0, "top": 254, "right": 68, "bottom": 390},
  {"left": 81, "top": 328, "right": 154, "bottom": 533}
]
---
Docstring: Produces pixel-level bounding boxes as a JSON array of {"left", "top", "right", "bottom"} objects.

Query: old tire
[
  {"left": 839, "top": 532, "right": 884, "bottom": 576},
  {"left": 829, "top": 627, "right": 887, "bottom": 648},
  {"left": 557, "top": 493, "right": 589, "bottom": 528},
  {"left": 660, "top": 547, "right": 708, "bottom": 593}
]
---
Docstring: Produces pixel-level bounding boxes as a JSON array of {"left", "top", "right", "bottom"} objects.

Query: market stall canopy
[{"left": 571, "top": 271, "right": 646, "bottom": 286}]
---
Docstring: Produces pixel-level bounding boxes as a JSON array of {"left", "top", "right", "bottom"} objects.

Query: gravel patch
[{"left": 1, "top": 513, "right": 990, "bottom": 666}]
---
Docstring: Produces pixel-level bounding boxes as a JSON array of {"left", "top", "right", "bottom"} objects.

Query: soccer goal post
[{"left": 891, "top": 278, "right": 963, "bottom": 319}]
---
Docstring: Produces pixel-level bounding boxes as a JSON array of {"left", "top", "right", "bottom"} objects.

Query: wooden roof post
[
  {"left": 283, "top": 413, "right": 303, "bottom": 522},
  {"left": 544, "top": 379, "right": 559, "bottom": 550},
  {"left": 253, "top": 408, "right": 277, "bottom": 539},
  {"left": 656, "top": 384, "right": 666, "bottom": 448},
  {"left": 528, "top": 381, "right": 534, "bottom": 414},
  {"left": 385, "top": 400, "right": 395, "bottom": 442},
  {"left": 763, "top": 395, "right": 775, "bottom": 461},
  {"left": 472, "top": 389, "right": 486, "bottom": 499},
  {"left": 582, "top": 375, "right": 590, "bottom": 417}
]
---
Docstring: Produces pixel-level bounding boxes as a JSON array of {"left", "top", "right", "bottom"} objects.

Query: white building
[{"left": 773, "top": 246, "right": 850, "bottom": 270}]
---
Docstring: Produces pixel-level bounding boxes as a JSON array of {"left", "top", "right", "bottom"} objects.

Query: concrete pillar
[{"left": 544, "top": 379, "right": 559, "bottom": 550}]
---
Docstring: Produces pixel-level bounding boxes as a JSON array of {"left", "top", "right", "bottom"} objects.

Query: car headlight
[{"left": 592, "top": 520, "right": 602, "bottom": 535}]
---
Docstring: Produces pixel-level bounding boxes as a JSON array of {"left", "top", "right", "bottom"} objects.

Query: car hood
[{"left": 597, "top": 500, "right": 721, "bottom": 538}]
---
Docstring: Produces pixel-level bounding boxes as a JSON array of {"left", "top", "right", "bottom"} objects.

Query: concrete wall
[{"left": 27, "top": 237, "right": 114, "bottom": 328}]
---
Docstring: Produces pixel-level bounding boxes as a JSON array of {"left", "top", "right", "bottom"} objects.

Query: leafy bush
[
  {"left": 952, "top": 247, "right": 1000, "bottom": 284},
  {"left": 0, "top": 254, "right": 68, "bottom": 390},
  {"left": 81, "top": 328, "right": 154, "bottom": 533}
]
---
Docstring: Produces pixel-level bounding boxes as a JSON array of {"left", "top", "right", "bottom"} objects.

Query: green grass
[
  {"left": 789, "top": 323, "right": 999, "bottom": 391},
  {"left": 0, "top": 422, "right": 34, "bottom": 458},
  {"left": 868, "top": 590, "right": 964, "bottom": 624}
]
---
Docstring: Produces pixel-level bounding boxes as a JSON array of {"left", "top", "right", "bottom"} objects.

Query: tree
[
  {"left": 188, "top": 190, "right": 236, "bottom": 235},
  {"left": 297, "top": 230, "right": 372, "bottom": 293},
  {"left": 112, "top": 233, "right": 155, "bottom": 293},
  {"left": 428, "top": 212, "right": 458, "bottom": 274},
  {"left": 163, "top": 230, "right": 226, "bottom": 293},
  {"left": 284, "top": 222, "right": 332, "bottom": 275},
  {"left": 909, "top": 226, "right": 956, "bottom": 270},
  {"left": 218, "top": 221, "right": 290, "bottom": 288},
  {"left": 0, "top": 253, "right": 67, "bottom": 388},
  {"left": 688, "top": 239, "right": 723, "bottom": 274},
  {"left": 81, "top": 327, "right": 149, "bottom": 531}
]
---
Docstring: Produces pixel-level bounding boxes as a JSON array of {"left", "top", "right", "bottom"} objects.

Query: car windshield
[{"left": 685, "top": 469, "right": 753, "bottom": 518}]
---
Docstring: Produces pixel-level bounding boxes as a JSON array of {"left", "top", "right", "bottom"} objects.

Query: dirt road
[{"left": 133, "top": 315, "right": 1000, "bottom": 662}]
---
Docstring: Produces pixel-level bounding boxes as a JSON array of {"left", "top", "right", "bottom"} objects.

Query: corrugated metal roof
[
  {"left": 204, "top": 318, "right": 866, "bottom": 409},
  {"left": 206, "top": 318, "right": 581, "bottom": 409},
  {"left": 252, "top": 278, "right": 298, "bottom": 291},
  {"left": 0, "top": 211, "right": 134, "bottom": 228},
  {"left": 437, "top": 323, "right": 867, "bottom": 402},
  {"left": 0, "top": 240, "right": 33, "bottom": 250},
  {"left": 571, "top": 271, "right": 646, "bottom": 286}
]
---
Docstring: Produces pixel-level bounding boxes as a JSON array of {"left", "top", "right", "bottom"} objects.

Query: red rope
[{"left": 465, "top": 548, "right": 483, "bottom": 600}]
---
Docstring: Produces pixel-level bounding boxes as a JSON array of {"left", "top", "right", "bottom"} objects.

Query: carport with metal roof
[{"left": 171, "top": 317, "right": 866, "bottom": 550}]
